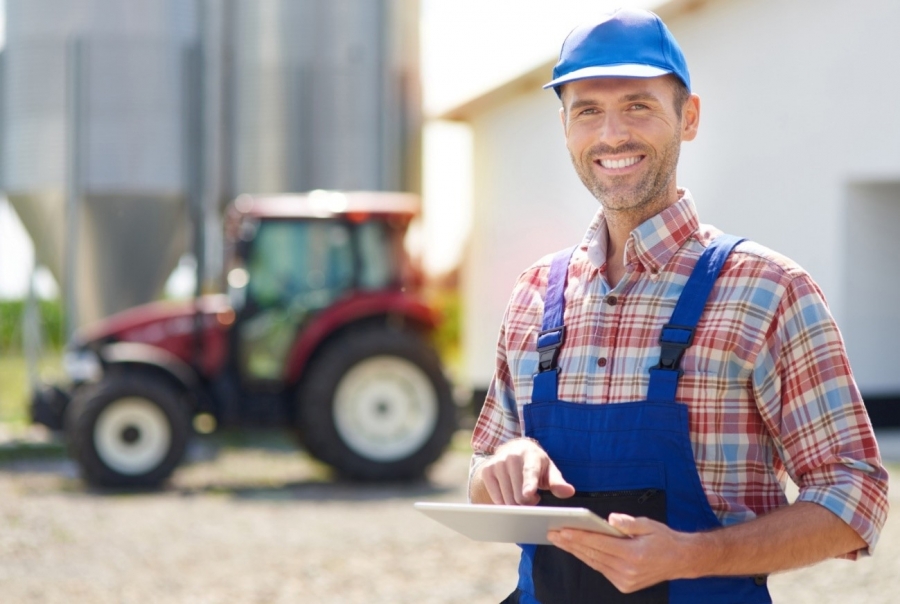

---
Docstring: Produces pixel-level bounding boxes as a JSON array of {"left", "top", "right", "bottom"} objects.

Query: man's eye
[{"left": 629, "top": 103, "right": 649, "bottom": 110}]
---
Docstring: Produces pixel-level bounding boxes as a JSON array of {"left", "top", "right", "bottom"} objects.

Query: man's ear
[
  {"left": 558, "top": 85, "right": 571, "bottom": 134},
  {"left": 681, "top": 94, "right": 701, "bottom": 142}
]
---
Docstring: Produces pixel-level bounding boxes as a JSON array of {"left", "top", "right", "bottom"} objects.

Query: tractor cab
[{"left": 225, "top": 191, "right": 419, "bottom": 390}]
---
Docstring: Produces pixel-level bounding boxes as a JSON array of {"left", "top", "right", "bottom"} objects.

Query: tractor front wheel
[{"left": 64, "top": 374, "right": 191, "bottom": 488}]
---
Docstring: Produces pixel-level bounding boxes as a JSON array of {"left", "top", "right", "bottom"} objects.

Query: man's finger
[
  {"left": 480, "top": 468, "right": 506, "bottom": 505},
  {"left": 482, "top": 464, "right": 517, "bottom": 505},
  {"left": 544, "top": 460, "right": 576, "bottom": 498},
  {"left": 510, "top": 455, "right": 541, "bottom": 505},
  {"left": 548, "top": 530, "right": 622, "bottom": 572},
  {"left": 608, "top": 513, "right": 655, "bottom": 536},
  {"left": 495, "top": 465, "right": 520, "bottom": 505},
  {"left": 520, "top": 452, "right": 545, "bottom": 503}
]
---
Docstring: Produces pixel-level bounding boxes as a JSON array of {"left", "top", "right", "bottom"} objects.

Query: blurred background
[
  {"left": 0, "top": 0, "right": 898, "bottom": 602},
  {"left": 3, "top": 0, "right": 900, "bottom": 422}
]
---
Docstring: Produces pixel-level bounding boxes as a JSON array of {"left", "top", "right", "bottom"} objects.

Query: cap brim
[{"left": 543, "top": 64, "right": 672, "bottom": 89}]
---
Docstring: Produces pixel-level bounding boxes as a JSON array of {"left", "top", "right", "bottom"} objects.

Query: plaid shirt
[{"left": 471, "top": 190, "right": 889, "bottom": 555}]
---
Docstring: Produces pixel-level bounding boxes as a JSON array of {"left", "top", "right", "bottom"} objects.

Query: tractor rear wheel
[
  {"left": 296, "top": 327, "right": 456, "bottom": 481},
  {"left": 65, "top": 374, "right": 191, "bottom": 488}
]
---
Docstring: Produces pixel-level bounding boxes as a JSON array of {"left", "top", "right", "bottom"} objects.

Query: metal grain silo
[
  {"left": 222, "top": 0, "right": 420, "bottom": 196},
  {"left": 0, "top": 0, "right": 199, "bottom": 327},
  {"left": 0, "top": 0, "right": 421, "bottom": 331}
]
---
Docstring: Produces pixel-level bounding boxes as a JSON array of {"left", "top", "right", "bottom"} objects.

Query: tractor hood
[
  {"left": 73, "top": 294, "right": 233, "bottom": 348},
  {"left": 65, "top": 294, "right": 234, "bottom": 382}
]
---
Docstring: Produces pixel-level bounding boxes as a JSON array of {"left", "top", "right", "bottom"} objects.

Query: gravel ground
[{"left": 0, "top": 429, "right": 897, "bottom": 604}]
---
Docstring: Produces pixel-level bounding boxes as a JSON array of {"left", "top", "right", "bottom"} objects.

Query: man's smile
[{"left": 595, "top": 155, "right": 645, "bottom": 171}]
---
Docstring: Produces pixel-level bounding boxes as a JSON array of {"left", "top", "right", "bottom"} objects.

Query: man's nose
[{"left": 596, "top": 112, "right": 630, "bottom": 148}]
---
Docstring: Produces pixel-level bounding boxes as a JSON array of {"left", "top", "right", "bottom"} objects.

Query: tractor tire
[
  {"left": 64, "top": 374, "right": 191, "bottom": 488},
  {"left": 296, "top": 327, "right": 456, "bottom": 481}
]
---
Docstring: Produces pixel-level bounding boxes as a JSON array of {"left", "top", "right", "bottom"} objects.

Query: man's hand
[
  {"left": 471, "top": 438, "right": 576, "bottom": 505},
  {"left": 547, "top": 513, "right": 694, "bottom": 593},
  {"left": 546, "top": 501, "right": 868, "bottom": 591}
]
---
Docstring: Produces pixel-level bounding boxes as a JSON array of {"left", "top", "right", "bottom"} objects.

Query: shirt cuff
[{"left": 795, "top": 476, "right": 888, "bottom": 558}]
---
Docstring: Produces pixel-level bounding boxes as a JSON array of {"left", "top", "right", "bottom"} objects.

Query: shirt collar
[{"left": 583, "top": 189, "right": 700, "bottom": 273}]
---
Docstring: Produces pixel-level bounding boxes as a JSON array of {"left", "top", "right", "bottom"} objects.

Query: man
[{"left": 469, "top": 8, "right": 889, "bottom": 604}]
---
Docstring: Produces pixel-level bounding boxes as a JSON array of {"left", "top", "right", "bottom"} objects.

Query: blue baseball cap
[{"left": 544, "top": 8, "right": 691, "bottom": 96}]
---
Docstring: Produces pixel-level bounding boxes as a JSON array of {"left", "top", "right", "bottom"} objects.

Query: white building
[{"left": 442, "top": 0, "right": 900, "bottom": 422}]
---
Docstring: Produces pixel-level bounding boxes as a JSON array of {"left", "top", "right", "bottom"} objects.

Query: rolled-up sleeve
[{"left": 753, "top": 272, "right": 889, "bottom": 556}]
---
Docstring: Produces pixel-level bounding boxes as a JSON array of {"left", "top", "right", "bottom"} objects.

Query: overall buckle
[
  {"left": 652, "top": 323, "right": 694, "bottom": 372},
  {"left": 536, "top": 326, "right": 566, "bottom": 372}
]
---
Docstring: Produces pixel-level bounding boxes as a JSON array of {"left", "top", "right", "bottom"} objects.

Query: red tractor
[{"left": 31, "top": 191, "right": 457, "bottom": 487}]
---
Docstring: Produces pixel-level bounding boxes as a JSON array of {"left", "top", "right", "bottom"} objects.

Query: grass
[
  {"left": 0, "top": 351, "right": 64, "bottom": 427},
  {"left": 0, "top": 352, "right": 67, "bottom": 460}
]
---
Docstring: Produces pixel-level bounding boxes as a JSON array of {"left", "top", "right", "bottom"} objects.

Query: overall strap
[
  {"left": 646, "top": 234, "right": 745, "bottom": 403},
  {"left": 532, "top": 246, "right": 577, "bottom": 404}
]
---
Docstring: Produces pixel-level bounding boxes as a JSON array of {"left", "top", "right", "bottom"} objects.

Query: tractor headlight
[{"left": 63, "top": 349, "right": 102, "bottom": 383}]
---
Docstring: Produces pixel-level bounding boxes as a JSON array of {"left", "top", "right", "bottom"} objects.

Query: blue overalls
[{"left": 506, "top": 235, "right": 772, "bottom": 604}]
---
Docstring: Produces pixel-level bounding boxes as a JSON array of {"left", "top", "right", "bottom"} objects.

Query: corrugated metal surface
[
  {"left": 1, "top": 0, "right": 197, "bottom": 326},
  {"left": 227, "top": 0, "right": 419, "bottom": 196},
  {"left": 0, "top": 0, "right": 420, "bottom": 329}
]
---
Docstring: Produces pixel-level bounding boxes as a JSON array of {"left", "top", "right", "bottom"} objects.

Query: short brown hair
[{"left": 669, "top": 77, "right": 691, "bottom": 118}]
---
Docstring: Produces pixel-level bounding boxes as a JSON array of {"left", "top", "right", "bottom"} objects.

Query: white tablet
[{"left": 414, "top": 502, "right": 626, "bottom": 545}]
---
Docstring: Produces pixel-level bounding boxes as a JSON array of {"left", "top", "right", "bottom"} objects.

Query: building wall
[
  {"left": 461, "top": 0, "right": 900, "bottom": 397},
  {"left": 462, "top": 90, "right": 596, "bottom": 389}
]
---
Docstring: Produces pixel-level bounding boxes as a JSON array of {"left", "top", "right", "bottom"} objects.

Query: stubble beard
[{"left": 571, "top": 129, "right": 683, "bottom": 222}]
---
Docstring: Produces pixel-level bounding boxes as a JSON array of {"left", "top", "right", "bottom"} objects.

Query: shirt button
[
  {"left": 597, "top": 357, "right": 607, "bottom": 368},
  {"left": 606, "top": 295, "right": 618, "bottom": 306}
]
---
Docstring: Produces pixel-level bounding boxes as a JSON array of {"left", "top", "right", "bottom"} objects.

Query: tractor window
[
  {"left": 239, "top": 220, "right": 353, "bottom": 381},
  {"left": 246, "top": 220, "right": 353, "bottom": 308},
  {"left": 356, "top": 220, "right": 400, "bottom": 289}
]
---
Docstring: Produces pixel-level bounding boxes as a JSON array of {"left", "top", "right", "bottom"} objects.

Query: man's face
[{"left": 560, "top": 76, "right": 698, "bottom": 215}]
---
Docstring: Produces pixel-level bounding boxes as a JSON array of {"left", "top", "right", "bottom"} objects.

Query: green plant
[
  {"left": 0, "top": 299, "right": 65, "bottom": 353},
  {"left": 0, "top": 299, "right": 65, "bottom": 428},
  {"left": 427, "top": 287, "right": 461, "bottom": 372},
  {"left": 0, "top": 352, "right": 64, "bottom": 426}
]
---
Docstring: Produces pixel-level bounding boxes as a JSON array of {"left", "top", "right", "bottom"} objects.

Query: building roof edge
[{"left": 437, "top": 0, "right": 714, "bottom": 122}]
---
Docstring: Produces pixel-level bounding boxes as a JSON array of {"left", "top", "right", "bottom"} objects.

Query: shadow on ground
[{"left": 0, "top": 427, "right": 464, "bottom": 503}]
